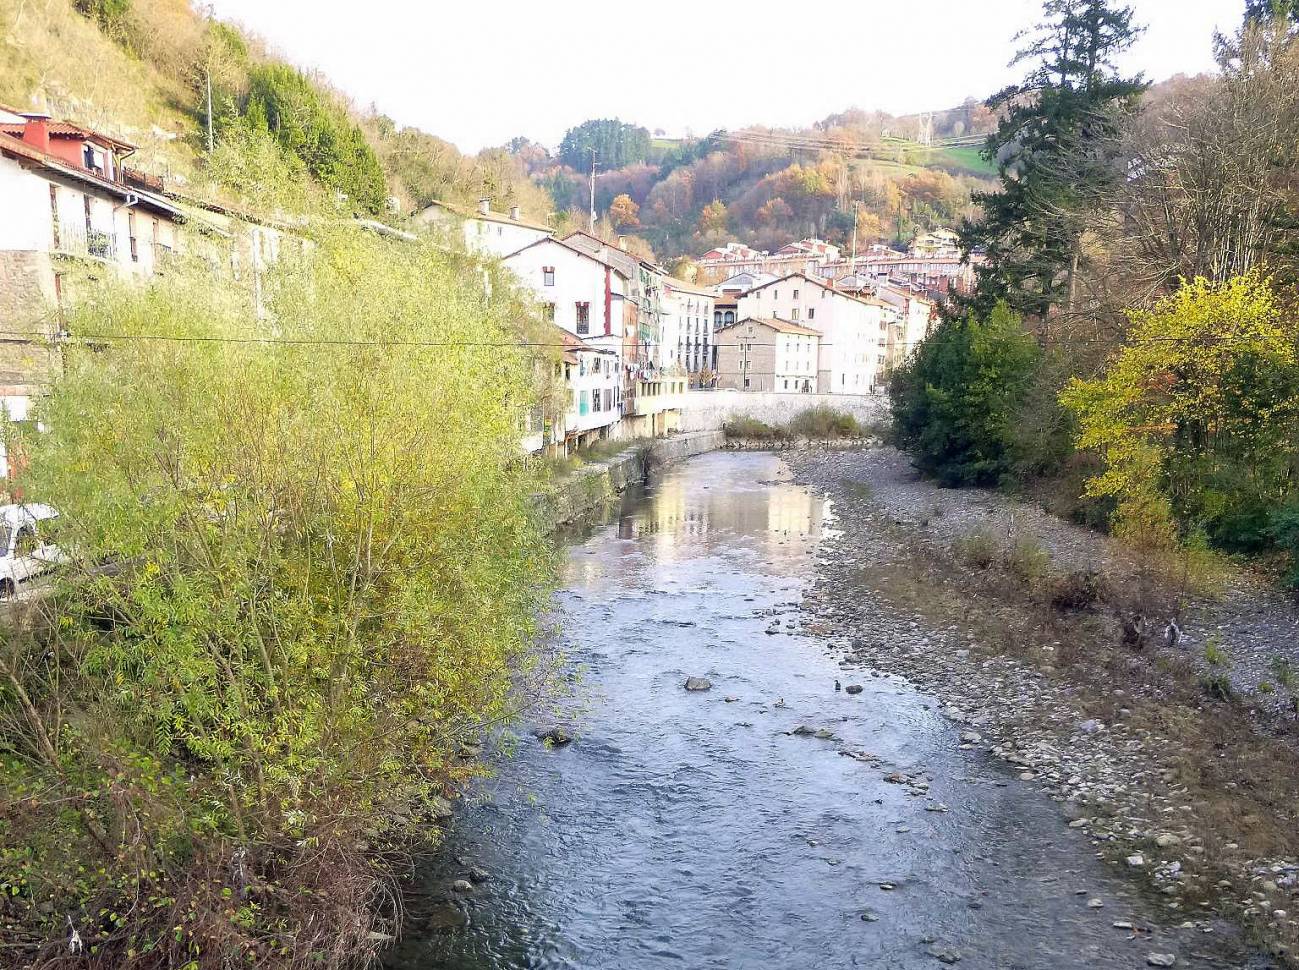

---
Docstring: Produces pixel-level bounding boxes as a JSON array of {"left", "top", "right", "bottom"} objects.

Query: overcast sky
[{"left": 203, "top": 0, "right": 1242, "bottom": 153}]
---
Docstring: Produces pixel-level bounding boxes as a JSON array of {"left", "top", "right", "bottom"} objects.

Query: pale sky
[{"left": 204, "top": 0, "right": 1241, "bottom": 153}]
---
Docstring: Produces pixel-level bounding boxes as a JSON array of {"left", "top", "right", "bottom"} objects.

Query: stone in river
[
  {"left": 845, "top": 684, "right": 864, "bottom": 695},
  {"left": 1147, "top": 955, "right": 1177, "bottom": 967},
  {"left": 535, "top": 726, "right": 573, "bottom": 747},
  {"left": 452, "top": 879, "right": 474, "bottom": 893},
  {"left": 792, "top": 724, "right": 819, "bottom": 736},
  {"left": 684, "top": 677, "right": 712, "bottom": 691},
  {"left": 927, "top": 944, "right": 962, "bottom": 963}
]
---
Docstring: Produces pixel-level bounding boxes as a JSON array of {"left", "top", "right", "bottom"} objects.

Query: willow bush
[{"left": 0, "top": 228, "right": 557, "bottom": 967}]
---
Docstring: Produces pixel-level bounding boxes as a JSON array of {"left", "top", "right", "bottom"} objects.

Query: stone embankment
[
  {"left": 538, "top": 430, "right": 724, "bottom": 528},
  {"left": 787, "top": 446, "right": 1299, "bottom": 966}
]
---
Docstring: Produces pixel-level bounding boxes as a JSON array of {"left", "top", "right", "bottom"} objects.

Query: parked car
[{"left": 0, "top": 503, "right": 64, "bottom": 598}]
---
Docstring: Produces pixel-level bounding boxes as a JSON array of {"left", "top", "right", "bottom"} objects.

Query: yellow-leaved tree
[{"left": 1061, "top": 273, "right": 1299, "bottom": 554}]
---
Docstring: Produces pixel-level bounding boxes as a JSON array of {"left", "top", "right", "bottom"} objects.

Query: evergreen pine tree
[{"left": 960, "top": 0, "right": 1147, "bottom": 322}]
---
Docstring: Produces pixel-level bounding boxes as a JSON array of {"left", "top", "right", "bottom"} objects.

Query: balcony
[{"left": 54, "top": 223, "right": 117, "bottom": 262}]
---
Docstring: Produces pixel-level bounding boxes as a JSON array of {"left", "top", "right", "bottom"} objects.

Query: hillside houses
[{"left": 415, "top": 197, "right": 552, "bottom": 258}]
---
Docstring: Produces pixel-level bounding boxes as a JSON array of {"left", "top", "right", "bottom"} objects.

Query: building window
[
  {"left": 128, "top": 210, "right": 138, "bottom": 262},
  {"left": 543, "top": 267, "right": 555, "bottom": 286},
  {"left": 593, "top": 388, "right": 602, "bottom": 412},
  {"left": 605, "top": 388, "right": 613, "bottom": 411},
  {"left": 575, "top": 302, "right": 590, "bottom": 335},
  {"left": 793, "top": 289, "right": 800, "bottom": 299},
  {"left": 542, "top": 303, "right": 555, "bottom": 322},
  {"left": 809, "top": 308, "right": 815, "bottom": 320},
  {"left": 791, "top": 308, "right": 800, "bottom": 321}
]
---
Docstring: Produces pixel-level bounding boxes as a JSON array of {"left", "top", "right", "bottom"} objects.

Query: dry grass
[{"left": 0, "top": 0, "right": 199, "bottom": 177}]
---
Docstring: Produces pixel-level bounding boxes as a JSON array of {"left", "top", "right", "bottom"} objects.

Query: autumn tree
[
  {"left": 1113, "top": 23, "right": 1299, "bottom": 293},
  {"left": 961, "top": 0, "right": 1147, "bottom": 321},
  {"left": 1062, "top": 273, "right": 1299, "bottom": 551},
  {"left": 609, "top": 193, "right": 641, "bottom": 229},
  {"left": 698, "top": 199, "right": 729, "bottom": 234}
]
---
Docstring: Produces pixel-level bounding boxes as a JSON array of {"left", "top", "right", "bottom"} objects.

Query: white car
[{"left": 0, "top": 503, "right": 64, "bottom": 598}]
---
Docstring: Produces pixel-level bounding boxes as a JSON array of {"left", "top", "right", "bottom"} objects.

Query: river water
[{"left": 386, "top": 452, "right": 1266, "bottom": 970}]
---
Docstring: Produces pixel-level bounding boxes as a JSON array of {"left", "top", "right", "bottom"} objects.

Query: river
[{"left": 386, "top": 452, "right": 1267, "bottom": 970}]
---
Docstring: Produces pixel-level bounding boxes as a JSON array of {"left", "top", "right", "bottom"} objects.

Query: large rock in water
[
  {"left": 684, "top": 677, "right": 712, "bottom": 692},
  {"left": 534, "top": 726, "right": 573, "bottom": 747}
]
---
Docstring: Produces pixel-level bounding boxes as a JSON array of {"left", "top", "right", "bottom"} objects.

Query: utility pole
[
  {"left": 588, "top": 148, "right": 597, "bottom": 233},
  {"left": 203, "top": 4, "right": 214, "bottom": 153},
  {"left": 850, "top": 200, "right": 861, "bottom": 268},
  {"left": 205, "top": 68, "right": 214, "bottom": 153}
]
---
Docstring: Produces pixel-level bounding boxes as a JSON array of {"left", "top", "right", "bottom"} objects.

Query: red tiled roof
[
  {"left": 0, "top": 131, "right": 177, "bottom": 218},
  {"left": 0, "top": 120, "right": 135, "bottom": 153}
]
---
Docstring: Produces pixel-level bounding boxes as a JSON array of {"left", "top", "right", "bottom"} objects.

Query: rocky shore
[{"left": 786, "top": 446, "right": 1299, "bottom": 966}]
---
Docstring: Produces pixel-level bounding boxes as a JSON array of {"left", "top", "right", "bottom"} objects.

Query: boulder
[{"left": 684, "top": 677, "right": 713, "bottom": 692}]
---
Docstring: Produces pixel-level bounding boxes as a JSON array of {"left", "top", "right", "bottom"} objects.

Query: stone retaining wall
[{"left": 538, "top": 430, "right": 724, "bottom": 528}]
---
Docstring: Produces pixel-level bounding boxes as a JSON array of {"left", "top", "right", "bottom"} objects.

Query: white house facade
[
  {"left": 660, "top": 280, "right": 716, "bottom": 377},
  {"left": 415, "top": 198, "right": 553, "bottom": 259},
  {"left": 737, "top": 273, "right": 896, "bottom": 393}
]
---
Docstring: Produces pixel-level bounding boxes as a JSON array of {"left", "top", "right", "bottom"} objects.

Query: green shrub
[
  {"left": 1005, "top": 536, "right": 1051, "bottom": 583},
  {"left": 787, "top": 406, "right": 864, "bottom": 439},
  {"left": 1200, "top": 673, "right": 1235, "bottom": 701},
  {"left": 1269, "top": 501, "right": 1299, "bottom": 591},
  {"left": 2, "top": 228, "right": 555, "bottom": 967},
  {"left": 722, "top": 415, "right": 788, "bottom": 440},
  {"left": 954, "top": 529, "right": 999, "bottom": 569},
  {"left": 889, "top": 302, "right": 1043, "bottom": 486},
  {"left": 1204, "top": 635, "right": 1228, "bottom": 667}
]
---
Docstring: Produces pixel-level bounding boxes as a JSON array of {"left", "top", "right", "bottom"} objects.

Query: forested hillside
[{"left": 529, "top": 106, "right": 1001, "bottom": 261}]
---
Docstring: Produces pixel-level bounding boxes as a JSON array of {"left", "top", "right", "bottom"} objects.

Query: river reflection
[{"left": 386, "top": 452, "right": 1266, "bottom": 970}]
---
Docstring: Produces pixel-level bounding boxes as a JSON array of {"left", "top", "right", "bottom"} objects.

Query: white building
[
  {"left": 660, "top": 280, "right": 716, "bottom": 377},
  {"left": 552, "top": 326, "right": 620, "bottom": 445},
  {"left": 737, "top": 273, "right": 897, "bottom": 394},
  {"left": 415, "top": 198, "right": 552, "bottom": 258},
  {"left": 714, "top": 316, "right": 820, "bottom": 393},
  {"left": 503, "top": 237, "right": 630, "bottom": 446},
  {"left": 876, "top": 284, "right": 935, "bottom": 366}
]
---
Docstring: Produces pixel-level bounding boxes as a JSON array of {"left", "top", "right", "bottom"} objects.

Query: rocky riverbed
[
  {"left": 785, "top": 446, "right": 1299, "bottom": 966},
  {"left": 386, "top": 451, "right": 1282, "bottom": 970}
]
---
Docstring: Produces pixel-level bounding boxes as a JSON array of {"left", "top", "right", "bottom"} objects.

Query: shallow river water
[{"left": 386, "top": 452, "right": 1267, "bottom": 970}]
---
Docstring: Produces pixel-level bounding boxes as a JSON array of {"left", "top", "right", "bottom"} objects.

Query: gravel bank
[{"left": 784, "top": 446, "right": 1299, "bottom": 965}]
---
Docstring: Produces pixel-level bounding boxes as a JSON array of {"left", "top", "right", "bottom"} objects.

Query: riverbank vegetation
[
  {"left": 890, "top": 0, "right": 1299, "bottom": 593},
  {"left": 0, "top": 228, "right": 558, "bottom": 968},
  {"left": 722, "top": 406, "right": 874, "bottom": 442}
]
